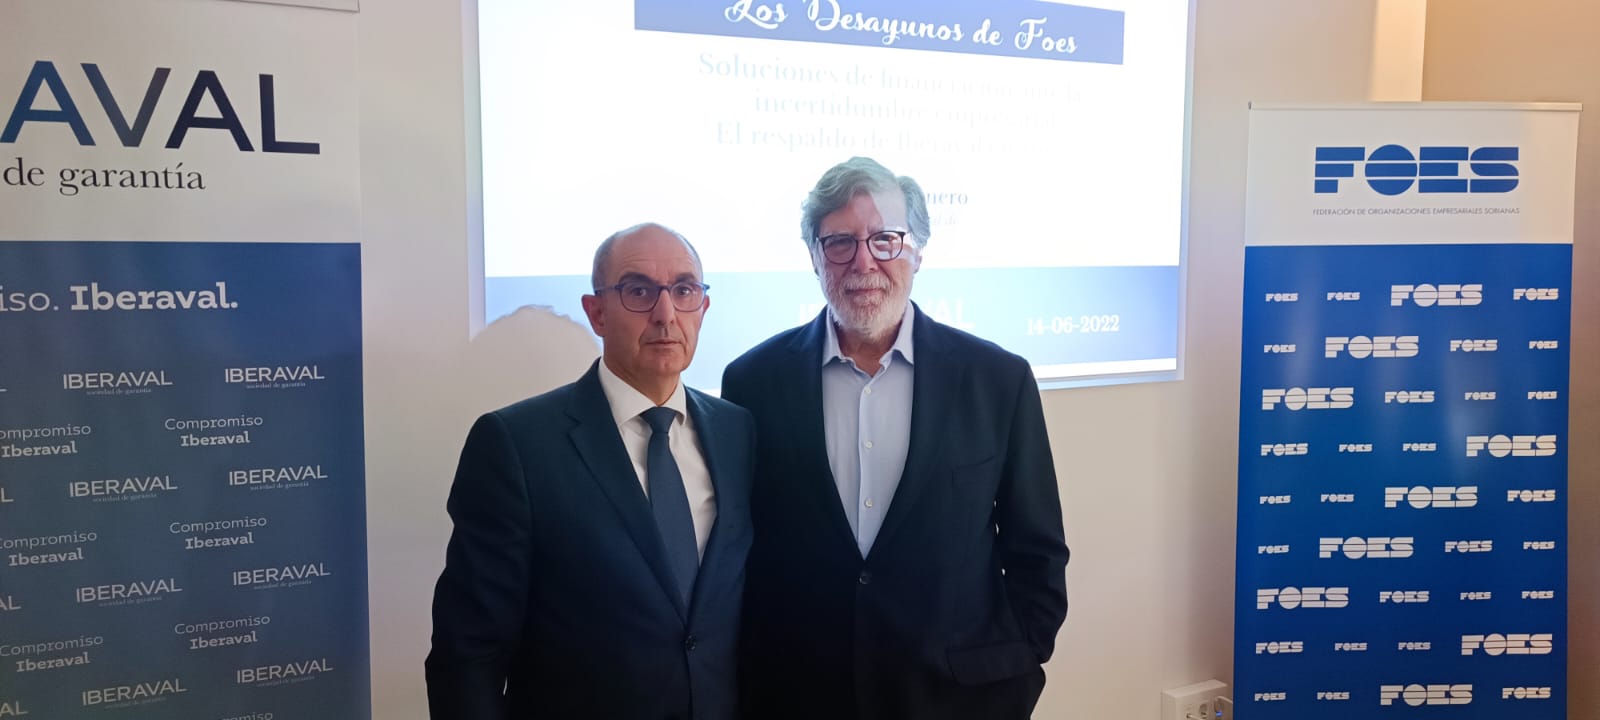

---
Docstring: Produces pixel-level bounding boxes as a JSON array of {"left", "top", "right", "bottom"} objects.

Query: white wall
[
  {"left": 1370, "top": 0, "right": 1428, "bottom": 101},
  {"left": 357, "top": 2, "right": 1381, "bottom": 718}
]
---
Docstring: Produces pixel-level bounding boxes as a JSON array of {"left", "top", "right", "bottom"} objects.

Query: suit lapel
[
  {"left": 566, "top": 362, "right": 687, "bottom": 620},
  {"left": 787, "top": 312, "right": 862, "bottom": 554},
  {"left": 868, "top": 305, "right": 958, "bottom": 559}
]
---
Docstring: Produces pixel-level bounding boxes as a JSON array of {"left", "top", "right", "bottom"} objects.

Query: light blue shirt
[{"left": 821, "top": 304, "right": 915, "bottom": 557}]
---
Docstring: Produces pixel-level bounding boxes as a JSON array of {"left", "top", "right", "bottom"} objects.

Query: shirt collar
[
  {"left": 822, "top": 302, "right": 916, "bottom": 367},
  {"left": 596, "top": 358, "right": 689, "bottom": 427}
]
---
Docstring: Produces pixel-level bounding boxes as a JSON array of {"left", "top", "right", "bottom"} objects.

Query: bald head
[
  {"left": 580, "top": 222, "right": 710, "bottom": 405},
  {"left": 591, "top": 223, "right": 702, "bottom": 291}
]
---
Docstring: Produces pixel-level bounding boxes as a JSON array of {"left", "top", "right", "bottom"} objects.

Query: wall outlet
[{"left": 1162, "top": 679, "right": 1231, "bottom": 720}]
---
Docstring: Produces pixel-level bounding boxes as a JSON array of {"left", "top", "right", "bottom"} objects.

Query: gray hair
[
  {"left": 590, "top": 222, "right": 702, "bottom": 290},
  {"left": 799, "top": 156, "right": 931, "bottom": 249}
]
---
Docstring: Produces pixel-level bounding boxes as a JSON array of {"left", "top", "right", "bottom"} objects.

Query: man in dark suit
[
  {"left": 426, "top": 223, "right": 754, "bottom": 720},
  {"left": 722, "top": 158, "right": 1069, "bottom": 719}
]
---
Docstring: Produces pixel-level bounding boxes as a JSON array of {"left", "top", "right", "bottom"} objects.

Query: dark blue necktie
[{"left": 642, "top": 406, "right": 698, "bottom": 604}]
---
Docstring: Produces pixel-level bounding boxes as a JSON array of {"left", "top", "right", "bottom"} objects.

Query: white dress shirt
[
  {"left": 821, "top": 303, "right": 915, "bottom": 557},
  {"left": 597, "top": 360, "right": 716, "bottom": 558}
]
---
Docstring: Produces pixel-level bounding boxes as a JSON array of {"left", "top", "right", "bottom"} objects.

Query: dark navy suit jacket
[
  {"left": 722, "top": 305, "right": 1069, "bottom": 720},
  {"left": 426, "top": 361, "right": 755, "bottom": 720}
]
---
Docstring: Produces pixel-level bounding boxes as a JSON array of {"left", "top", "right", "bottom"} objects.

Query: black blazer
[
  {"left": 722, "top": 305, "right": 1068, "bottom": 720},
  {"left": 425, "top": 361, "right": 755, "bottom": 720}
]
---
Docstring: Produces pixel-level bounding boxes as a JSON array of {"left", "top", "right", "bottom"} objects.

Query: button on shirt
[
  {"left": 597, "top": 361, "right": 716, "bottom": 558},
  {"left": 822, "top": 304, "right": 914, "bottom": 557}
]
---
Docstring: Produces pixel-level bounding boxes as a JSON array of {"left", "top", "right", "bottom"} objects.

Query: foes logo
[
  {"left": 1257, "top": 587, "right": 1349, "bottom": 610},
  {"left": 1504, "top": 687, "right": 1552, "bottom": 700},
  {"left": 1391, "top": 284, "right": 1482, "bottom": 307},
  {"left": 1255, "top": 641, "right": 1303, "bottom": 655},
  {"left": 1380, "top": 684, "right": 1472, "bottom": 706},
  {"left": 1316, "top": 145, "right": 1518, "bottom": 195},
  {"left": 1466, "top": 435, "right": 1557, "bottom": 457},
  {"left": 1461, "top": 633, "right": 1553, "bottom": 656},
  {"left": 1386, "top": 486, "right": 1476, "bottom": 509},
  {"left": 1262, "top": 388, "right": 1354, "bottom": 410},
  {"left": 1450, "top": 339, "right": 1499, "bottom": 352},
  {"left": 1319, "top": 537, "right": 1413, "bottom": 559},
  {"left": 1513, "top": 288, "right": 1560, "bottom": 301},
  {"left": 1325, "top": 336, "right": 1418, "bottom": 358}
]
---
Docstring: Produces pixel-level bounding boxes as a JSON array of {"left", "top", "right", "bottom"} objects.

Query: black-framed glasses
[
  {"left": 595, "top": 280, "right": 710, "bottom": 313},
  {"left": 815, "top": 229, "right": 909, "bottom": 264}
]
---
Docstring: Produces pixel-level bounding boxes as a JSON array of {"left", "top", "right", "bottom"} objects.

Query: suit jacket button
[
  {"left": 858, "top": 571, "right": 872, "bottom": 585},
  {"left": 684, "top": 635, "right": 697, "bottom": 651}
]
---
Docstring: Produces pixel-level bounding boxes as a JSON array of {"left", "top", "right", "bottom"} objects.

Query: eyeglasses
[
  {"left": 595, "top": 280, "right": 710, "bottom": 313},
  {"left": 815, "top": 230, "right": 910, "bottom": 264}
]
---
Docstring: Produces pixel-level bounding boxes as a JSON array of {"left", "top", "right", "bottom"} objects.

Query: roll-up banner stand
[
  {"left": 1234, "top": 102, "right": 1579, "bottom": 719},
  {"left": 0, "top": 1, "right": 368, "bottom": 718}
]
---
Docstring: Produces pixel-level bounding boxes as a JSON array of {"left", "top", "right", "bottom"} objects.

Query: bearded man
[{"left": 721, "top": 157, "right": 1069, "bottom": 720}]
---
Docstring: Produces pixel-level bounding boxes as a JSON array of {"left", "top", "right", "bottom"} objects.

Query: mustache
[{"left": 840, "top": 274, "right": 891, "bottom": 291}]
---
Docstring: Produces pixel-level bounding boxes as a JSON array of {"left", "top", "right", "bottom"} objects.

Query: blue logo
[
  {"left": 2, "top": 60, "right": 319, "bottom": 154},
  {"left": 1314, "top": 145, "right": 1518, "bottom": 195}
]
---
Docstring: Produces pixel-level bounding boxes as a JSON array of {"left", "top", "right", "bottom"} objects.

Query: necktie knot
[{"left": 642, "top": 406, "right": 677, "bottom": 435}]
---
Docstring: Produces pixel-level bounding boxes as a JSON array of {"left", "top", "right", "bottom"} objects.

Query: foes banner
[{"left": 1234, "top": 104, "right": 1578, "bottom": 720}]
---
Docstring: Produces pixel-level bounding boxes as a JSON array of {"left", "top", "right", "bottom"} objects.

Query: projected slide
[{"left": 479, "top": 0, "right": 1189, "bottom": 389}]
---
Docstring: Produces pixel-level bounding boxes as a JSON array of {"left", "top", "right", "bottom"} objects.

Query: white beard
[{"left": 822, "top": 270, "right": 907, "bottom": 341}]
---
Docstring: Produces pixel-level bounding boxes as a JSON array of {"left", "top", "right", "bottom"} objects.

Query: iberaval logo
[
  {"left": 2, "top": 60, "right": 319, "bottom": 153},
  {"left": 1314, "top": 145, "right": 1518, "bottom": 195}
]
